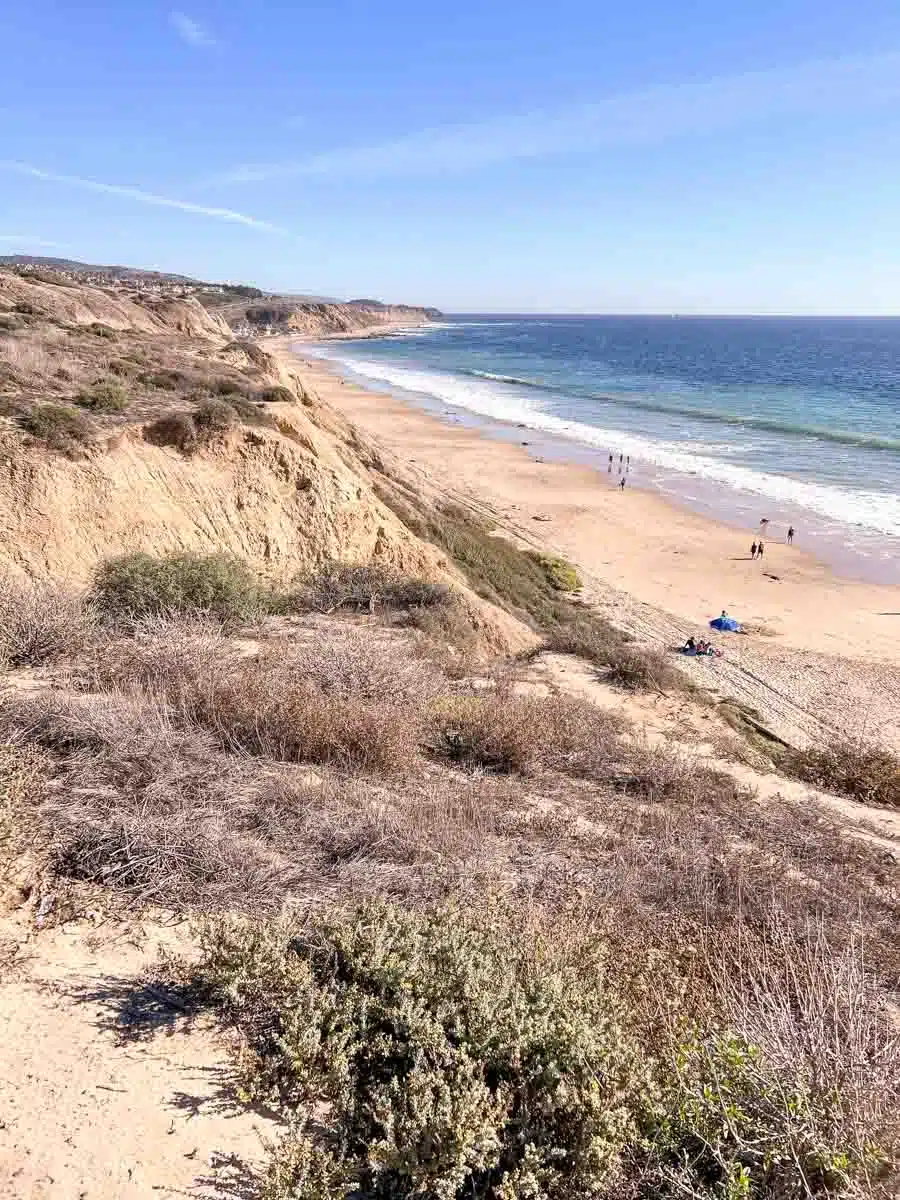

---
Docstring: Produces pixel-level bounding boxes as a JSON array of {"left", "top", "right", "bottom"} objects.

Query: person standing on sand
[
  {"left": 787, "top": 526, "right": 795, "bottom": 544},
  {"left": 750, "top": 541, "right": 758, "bottom": 560},
  {"left": 757, "top": 541, "right": 765, "bottom": 559},
  {"left": 760, "top": 517, "right": 769, "bottom": 533},
  {"left": 619, "top": 477, "right": 626, "bottom": 490}
]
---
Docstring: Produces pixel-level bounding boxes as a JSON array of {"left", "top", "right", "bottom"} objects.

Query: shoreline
[
  {"left": 281, "top": 340, "right": 900, "bottom": 680},
  {"left": 305, "top": 341, "right": 900, "bottom": 588}
]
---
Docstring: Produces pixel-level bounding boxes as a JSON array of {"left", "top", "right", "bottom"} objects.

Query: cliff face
[
  {"left": 0, "top": 271, "right": 229, "bottom": 339},
  {"left": 0, "top": 268, "right": 526, "bottom": 655},
  {"left": 224, "top": 300, "right": 440, "bottom": 339}
]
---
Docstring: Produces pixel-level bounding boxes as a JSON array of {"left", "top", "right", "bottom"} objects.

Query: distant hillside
[
  {"left": 0, "top": 257, "right": 439, "bottom": 332},
  {"left": 0, "top": 255, "right": 203, "bottom": 284}
]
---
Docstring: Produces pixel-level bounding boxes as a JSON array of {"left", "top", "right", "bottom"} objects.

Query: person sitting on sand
[{"left": 683, "top": 636, "right": 696, "bottom": 653}]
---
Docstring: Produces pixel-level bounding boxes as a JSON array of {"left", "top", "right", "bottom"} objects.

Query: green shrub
[
  {"left": 21, "top": 403, "right": 93, "bottom": 451},
  {"left": 226, "top": 394, "right": 278, "bottom": 429},
  {"left": 143, "top": 412, "right": 197, "bottom": 453},
  {"left": 257, "top": 385, "right": 295, "bottom": 404},
  {"left": 375, "top": 494, "right": 569, "bottom": 628},
  {"left": 76, "top": 378, "right": 130, "bottom": 413},
  {"left": 140, "top": 368, "right": 188, "bottom": 390},
  {"left": 92, "top": 551, "right": 265, "bottom": 620},
  {"left": 187, "top": 900, "right": 887, "bottom": 1200},
  {"left": 528, "top": 550, "right": 582, "bottom": 592},
  {"left": 297, "top": 561, "right": 451, "bottom": 614},
  {"left": 212, "top": 376, "right": 251, "bottom": 398},
  {"left": 787, "top": 741, "right": 900, "bottom": 810},
  {"left": 192, "top": 901, "right": 647, "bottom": 1199},
  {"left": 194, "top": 397, "right": 238, "bottom": 438}
]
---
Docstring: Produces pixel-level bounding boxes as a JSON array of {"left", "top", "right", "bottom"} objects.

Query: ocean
[{"left": 310, "top": 316, "right": 900, "bottom": 583}]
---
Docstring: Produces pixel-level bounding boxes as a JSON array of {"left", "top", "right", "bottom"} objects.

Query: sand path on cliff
[{"left": 0, "top": 914, "right": 277, "bottom": 1199}]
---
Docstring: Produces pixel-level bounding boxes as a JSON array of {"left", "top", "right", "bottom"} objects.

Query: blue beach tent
[{"left": 710, "top": 614, "right": 741, "bottom": 633}]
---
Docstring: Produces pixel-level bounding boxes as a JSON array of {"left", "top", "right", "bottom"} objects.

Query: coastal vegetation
[
  {"left": 1, "top": 263, "right": 898, "bottom": 1197},
  {"left": 20, "top": 402, "right": 94, "bottom": 451},
  {"left": 1, "top": 570, "right": 897, "bottom": 1193},
  {"left": 75, "top": 377, "right": 130, "bottom": 412}
]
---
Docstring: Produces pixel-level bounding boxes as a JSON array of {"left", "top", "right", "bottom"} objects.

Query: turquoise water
[{"left": 310, "top": 315, "right": 900, "bottom": 579}]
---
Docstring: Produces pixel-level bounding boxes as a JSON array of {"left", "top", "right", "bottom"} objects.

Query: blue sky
[{"left": 2, "top": 1, "right": 900, "bottom": 312}]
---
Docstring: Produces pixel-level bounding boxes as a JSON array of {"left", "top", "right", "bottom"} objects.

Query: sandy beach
[{"left": 284, "top": 346, "right": 900, "bottom": 749}]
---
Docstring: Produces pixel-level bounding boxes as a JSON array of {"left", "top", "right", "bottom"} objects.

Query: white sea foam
[{"left": 320, "top": 351, "right": 900, "bottom": 538}]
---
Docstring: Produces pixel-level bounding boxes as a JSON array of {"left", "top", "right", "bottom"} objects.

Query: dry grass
[
  {"left": 4, "top": 610, "right": 900, "bottom": 1003},
  {"left": 87, "top": 622, "right": 438, "bottom": 773},
  {"left": 547, "top": 616, "right": 686, "bottom": 692},
  {"left": 141, "top": 368, "right": 188, "bottom": 390},
  {"left": 429, "top": 688, "right": 624, "bottom": 776},
  {"left": 0, "top": 689, "right": 312, "bottom": 908},
  {"left": 0, "top": 336, "right": 55, "bottom": 378},
  {"left": 603, "top": 644, "right": 686, "bottom": 691},
  {"left": 787, "top": 740, "right": 900, "bottom": 810},
  {"left": 0, "top": 576, "right": 95, "bottom": 667},
  {"left": 0, "top": 683, "right": 511, "bottom": 908},
  {"left": 401, "top": 595, "right": 482, "bottom": 659}
]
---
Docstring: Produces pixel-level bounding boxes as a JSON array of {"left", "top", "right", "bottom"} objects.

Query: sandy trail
[
  {"left": 526, "top": 650, "right": 900, "bottom": 854},
  {"left": 0, "top": 914, "right": 277, "bottom": 1199},
  {"left": 287, "top": 354, "right": 900, "bottom": 750}
]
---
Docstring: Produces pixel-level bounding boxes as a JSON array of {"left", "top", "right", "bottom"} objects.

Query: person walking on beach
[
  {"left": 619, "top": 477, "right": 626, "bottom": 490},
  {"left": 750, "top": 541, "right": 758, "bottom": 560},
  {"left": 608, "top": 454, "right": 613, "bottom": 473},
  {"left": 787, "top": 525, "right": 795, "bottom": 544},
  {"left": 757, "top": 540, "right": 765, "bottom": 559}
]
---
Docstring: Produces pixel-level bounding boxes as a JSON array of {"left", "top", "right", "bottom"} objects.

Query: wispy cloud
[
  {"left": 170, "top": 11, "right": 216, "bottom": 49},
  {"left": 209, "top": 49, "right": 900, "bottom": 185},
  {"left": 1, "top": 162, "right": 285, "bottom": 233},
  {"left": 0, "top": 234, "right": 60, "bottom": 247}
]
